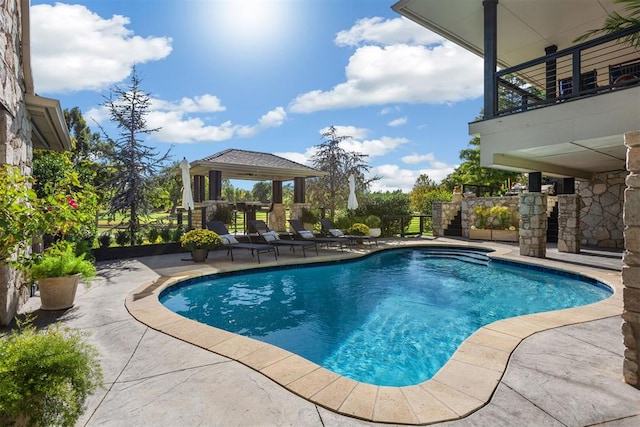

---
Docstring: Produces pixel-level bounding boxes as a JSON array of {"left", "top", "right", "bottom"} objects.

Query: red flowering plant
[
  {"left": 0, "top": 165, "right": 98, "bottom": 263},
  {"left": 37, "top": 170, "right": 98, "bottom": 242}
]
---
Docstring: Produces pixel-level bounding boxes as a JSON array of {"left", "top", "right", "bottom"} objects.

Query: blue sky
[{"left": 30, "top": 0, "right": 484, "bottom": 192}]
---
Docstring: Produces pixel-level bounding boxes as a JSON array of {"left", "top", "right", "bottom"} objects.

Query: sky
[{"left": 29, "top": 0, "right": 484, "bottom": 192}]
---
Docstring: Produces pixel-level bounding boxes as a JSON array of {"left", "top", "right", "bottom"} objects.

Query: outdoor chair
[
  {"left": 248, "top": 220, "right": 318, "bottom": 257},
  {"left": 319, "top": 218, "right": 378, "bottom": 247},
  {"left": 288, "top": 219, "right": 350, "bottom": 251},
  {"left": 205, "top": 221, "right": 277, "bottom": 264}
]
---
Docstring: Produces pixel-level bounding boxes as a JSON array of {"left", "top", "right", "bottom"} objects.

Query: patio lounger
[
  {"left": 248, "top": 220, "right": 318, "bottom": 257},
  {"left": 288, "top": 219, "right": 349, "bottom": 251},
  {"left": 319, "top": 218, "right": 378, "bottom": 247},
  {"left": 205, "top": 221, "right": 277, "bottom": 264}
]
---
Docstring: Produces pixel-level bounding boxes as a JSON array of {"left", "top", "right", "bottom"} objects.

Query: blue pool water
[{"left": 160, "top": 248, "right": 612, "bottom": 386}]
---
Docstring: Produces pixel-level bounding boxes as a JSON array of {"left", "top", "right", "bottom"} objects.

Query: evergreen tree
[
  {"left": 307, "top": 126, "right": 378, "bottom": 221},
  {"left": 101, "top": 70, "right": 171, "bottom": 245}
]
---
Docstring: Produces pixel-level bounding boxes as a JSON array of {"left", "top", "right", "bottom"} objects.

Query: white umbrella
[
  {"left": 347, "top": 174, "right": 358, "bottom": 211},
  {"left": 179, "top": 157, "right": 194, "bottom": 211}
]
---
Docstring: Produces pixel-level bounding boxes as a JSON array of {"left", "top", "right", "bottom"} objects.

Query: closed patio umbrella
[
  {"left": 348, "top": 174, "right": 358, "bottom": 211},
  {"left": 180, "top": 157, "right": 194, "bottom": 211}
]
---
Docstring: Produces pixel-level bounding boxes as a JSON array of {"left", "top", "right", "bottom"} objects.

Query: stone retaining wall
[
  {"left": 432, "top": 201, "right": 461, "bottom": 237},
  {"left": 461, "top": 196, "right": 520, "bottom": 238},
  {"left": 577, "top": 171, "right": 625, "bottom": 248}
]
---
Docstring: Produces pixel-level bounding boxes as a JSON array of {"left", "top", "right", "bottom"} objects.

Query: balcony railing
[{"left": 485, "top": 25, "right": 640, "bottom": 119}]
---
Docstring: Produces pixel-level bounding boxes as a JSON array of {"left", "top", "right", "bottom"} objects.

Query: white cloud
[
  {"left": 342, "top": 136, "right": 409, "bottom": 157},
  {"left": 319, "top": 125, "right": 369, "bottom": 140},
  {"left": 289, "top": 42, "right": 483, "bottom": 113},
  {"left": 401, "top": 153, "right": 436, "bottom": 164},
  {"left": 273, "top": 150, "right": 315, "bottom": 167},
  {"left": 152, "top": 94, "right": 226, "bottom": 113},
  {"left": 369, "top": 163, "right": 456, "bottom": 193},
  {"left": 89, "top": 94, "right": 286, "bottom": 143},
  {"left": 388, "top": 117, "right": 407, "bottom": 127},
  {"left": 335, "top": 17, "right": 443, "bottom": 47},
  {"left": 30, "top": 3, "right": 172, "bottom": 94}
]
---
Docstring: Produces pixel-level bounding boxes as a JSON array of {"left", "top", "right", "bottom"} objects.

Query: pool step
[{"left": 422, "top": 249, "right": 491, "bottom": 266}]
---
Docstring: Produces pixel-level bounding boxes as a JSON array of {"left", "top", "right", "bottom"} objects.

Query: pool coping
[{"left": 125, "top": 241, "right": 622, "bottom": 425}]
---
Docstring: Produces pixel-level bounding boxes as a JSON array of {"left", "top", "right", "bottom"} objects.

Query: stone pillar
[
  {"left": 432, "top": 202, "right": 444, "bottom": 237},
  {"left": 268, "top": 204, "right": 286, "bottom": 232},
  {"left": 519, "top": 193, "right": 547, "bottom": 257},
  {"left": 557, "top": 194, "right": 581, "bottom": 253},
  {"left": 623, "top": 130, "right": 640, "bottom": 388}
]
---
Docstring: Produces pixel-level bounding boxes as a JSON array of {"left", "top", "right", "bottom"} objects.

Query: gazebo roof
[{"left": 189, "top": 149, "right": 327, "bottom": 181}]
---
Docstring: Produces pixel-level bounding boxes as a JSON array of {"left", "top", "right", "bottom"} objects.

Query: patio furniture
[
  {"left": 319, "top": 218, "right": 378, "bottom": 247},
  {"left": 248, "top": 220, "right": 318, "bottom": 257},
  {"left": 288, "top": 219, "right": 350, "bottom": 251},
  {"left": 205, "top": 221, "right": 277, "bottom": 264}
]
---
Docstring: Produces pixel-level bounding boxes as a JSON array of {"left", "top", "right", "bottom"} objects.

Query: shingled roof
[{"left": 189, "top": 149, "right": 327, "bottom": 181}]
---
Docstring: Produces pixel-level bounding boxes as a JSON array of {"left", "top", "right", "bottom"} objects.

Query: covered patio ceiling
[
  {"left": 392, "top": 0, "right": 627, "bottom": 70},
  {"left": 189, "top": 149, "right": 328, "bottom": 181}
]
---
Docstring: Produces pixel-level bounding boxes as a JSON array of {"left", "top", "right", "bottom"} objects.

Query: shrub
[
  {"left": 209, "top": 205, "right": 235, "bottom": 225},
  {"left": 115, "top": 230, "right": 129, "bottom": 246},
  {"left": 98, "top": 232, "right": 112, "bottom": 248},
  {"left": 147, "top": 227, "right": 160, "bottom": 244},
  {"left": 363, "top": 215, "right": 381, "bottom": 228},
  {"left": 489, "top": 205, "right": 512, "bottom": 229},
  {"left": 473, "top": 205, "right": 490, "bottom": 229},
  {"left": 172, "top": 226, "right": 184, "bottom": 242},
  {"left": 0, "top": 320, "right": 103, "bottom": 426},
  {"left": 299, "top": 208, "right": 319, "bottom": 225},
  {"left": 160, "top": 227, "right": 173, "bottom": 243}
]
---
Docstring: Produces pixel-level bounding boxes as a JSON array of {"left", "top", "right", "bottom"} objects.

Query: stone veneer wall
[
  {"left": 577, "top": 171, "right": 625, "bottom": 248},
  {"left": 461, "top": 196, "right": 520, "bottom": 238},
  {"left": 557, "top": 194, "right": 581, "bottom": 253},
  {"left": 432, "top": 201, "right": 461, "bottom": 237},
  {"left": 1, "top": 0, "right": 33, "bottom": 325},
  {"left": 623, "top": 130, "right": 640, "bottom": 389},
  {"left": 519, "top": 193, "right": 547, "bottom": 258}
]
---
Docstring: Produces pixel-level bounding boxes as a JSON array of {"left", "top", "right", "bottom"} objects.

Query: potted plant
[
  {"left": 0, "top": 320, "right": 103, "bottom": 426},
  {"left": 469, "top": 205, "right": 492, "bottom": 240},
  {"left": 364, "top": 215, "right": 382, "bottom": 237},
  {"left": 180, "top": 228, "right": 221, "bottom": 262},
  {"left": 489, "top": 205, "right": 519, "bottom": 242},
  {"left": 28, "top": 242, "right": 97, "bottom": 310}
]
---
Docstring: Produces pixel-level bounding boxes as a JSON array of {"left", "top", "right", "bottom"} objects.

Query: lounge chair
[
  {"left": 288, "top": 219, "right": 350, "bottom": 251},
  {"left": 319, "top": 218, "right": 378, "bottom": 247},
  {"left": 248, "top": 220, "right": 318, "bottom": 257},
  {"left": 205, "top": 221, "right": 277, "bottom": 264}
]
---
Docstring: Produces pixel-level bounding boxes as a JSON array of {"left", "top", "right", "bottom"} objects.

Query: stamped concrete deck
[{"left": 5, "top": 238, "right": 640, "bottom": 426}]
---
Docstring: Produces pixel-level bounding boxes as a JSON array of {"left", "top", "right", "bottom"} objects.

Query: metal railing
[{"left": 485, "top": 25, "right": 640, "bottom": 119}]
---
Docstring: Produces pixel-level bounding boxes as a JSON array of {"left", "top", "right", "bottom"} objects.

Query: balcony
[{"left": 470, "top": 26, "right": 640, "bottom": 179}]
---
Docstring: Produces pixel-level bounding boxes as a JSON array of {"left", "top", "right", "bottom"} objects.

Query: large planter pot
[
  {"left": 369, "top": 228, "right": 382, "bottom": 237},
  {"left": 38, "top": 274, "right": 80, "bottom": 310},
  {"left": 191, "top": 248, "right": 209, "bottom": 262},
  {"left": 492, "top": 229, "right": 519, "bottom": 242},
  {"left": 469, "top": 228, "right": 492, "bottom": 240}
]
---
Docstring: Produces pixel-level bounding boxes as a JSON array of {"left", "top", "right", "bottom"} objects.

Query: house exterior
[
  {"left": 1, "top": 0, "right": 71, "bottom": 324},
  {"left": 392, "top": 0, "right": 640, "bottom": 389}
]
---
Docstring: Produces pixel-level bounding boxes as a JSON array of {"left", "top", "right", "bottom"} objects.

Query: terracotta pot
[
  {"left": 191, "top": 248, "right": 209, "bottom": 262},
  {"left": 38, "top": 275, "right": 80, "bottom": 310}
]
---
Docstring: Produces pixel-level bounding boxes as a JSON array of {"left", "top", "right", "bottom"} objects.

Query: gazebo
[{"left": 187, "top": 149, "right": 327, "bottom": 231}]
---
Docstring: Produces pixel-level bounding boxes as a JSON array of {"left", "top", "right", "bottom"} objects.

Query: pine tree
[{"left": 101, "top": 70, "right": 171, "bottom": 245}]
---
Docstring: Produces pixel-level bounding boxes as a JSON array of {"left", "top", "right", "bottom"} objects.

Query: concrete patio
[{"left": 3, "top": 238, "right": 640, "bottom": 426}]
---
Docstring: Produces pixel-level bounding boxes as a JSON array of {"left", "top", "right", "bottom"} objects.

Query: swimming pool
[{"left": 160, "top": 247, "right": 612, "bottom": 386}]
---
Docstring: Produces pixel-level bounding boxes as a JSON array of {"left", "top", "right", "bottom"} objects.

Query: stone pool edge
[{"left": 124, "top": 241, "right": 622, "bottom": 425}]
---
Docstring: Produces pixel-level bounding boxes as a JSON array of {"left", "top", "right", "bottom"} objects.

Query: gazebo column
[
  {"left": 209, "top": 170, "right": 222, "bottom": 200},
  {"left": 269, "top": 180, "right": 286, "bottom": 232},
  {"left": 291, "top": 177, "right": 310, "bottom": 229}
]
